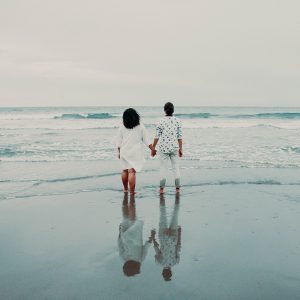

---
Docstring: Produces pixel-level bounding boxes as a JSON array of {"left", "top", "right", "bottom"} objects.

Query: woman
[{"left": 116, "top": 108, "right": 156, "bottom": 195}]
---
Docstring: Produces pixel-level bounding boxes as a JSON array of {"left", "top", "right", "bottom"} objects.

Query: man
[{"left": 152, "top": 102, "right": 183, "bottom": 194}]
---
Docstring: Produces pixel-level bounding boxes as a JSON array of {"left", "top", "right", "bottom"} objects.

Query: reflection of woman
[
  {"left": 118, "top": 194, "right": 152, "bottom": 276},
  {"left": 151, "top": 194, "right": 181, "bottom": 281}
]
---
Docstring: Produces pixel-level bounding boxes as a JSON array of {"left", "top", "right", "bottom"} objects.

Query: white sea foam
[{"left": 1, "top": 107, "right": 300, "bottom": 185}]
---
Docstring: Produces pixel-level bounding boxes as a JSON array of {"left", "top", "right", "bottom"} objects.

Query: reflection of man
[
  {"left": 151, "top": 194, "right": 181, "bottom": 281},
  {"left": 118, "top": 194, "right": 152, "bottom": 277}
]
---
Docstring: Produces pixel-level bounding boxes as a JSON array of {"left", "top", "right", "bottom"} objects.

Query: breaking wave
[
  {"left": 173, "top": 112, "right": 300, "bottom": 120},
  {"left": 54, "top": 113, "right": 115, "bottom": 119},
  {"left": 175, "top": 113, "right": 216, "bottom": 119},
  {"left": 230, "top": 112, "right": 300, "bottom": 120}
]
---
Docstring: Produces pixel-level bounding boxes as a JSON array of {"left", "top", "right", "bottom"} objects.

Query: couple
[
  {"left": 116, "top": 102, "right": 183, "bottom": 195},
  {"left": 118, "top": 193, "right": 181, "bottom": 281}
]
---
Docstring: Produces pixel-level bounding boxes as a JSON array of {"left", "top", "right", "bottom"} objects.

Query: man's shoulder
[{"left": 173, "top": 116, "right": 182, "bottom": 124}]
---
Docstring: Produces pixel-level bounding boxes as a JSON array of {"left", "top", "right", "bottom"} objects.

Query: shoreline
[{"left": 1, "top": 160, "right": 300, "bottom": 201}]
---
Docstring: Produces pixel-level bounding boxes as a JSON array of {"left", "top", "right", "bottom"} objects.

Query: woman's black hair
[
  {"left": 164, "top": 102, "right": 174, "bottom": 116},
  {"left": 123, "top": 108, "right": 140, "bottom": 129},
  {"left": 123, "top": 260, "right": 141, "bottom": 276}
]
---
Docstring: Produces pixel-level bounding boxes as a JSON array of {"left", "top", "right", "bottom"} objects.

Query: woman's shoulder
[
  {"left": 137, "top": 123, "right": 146, "bottom": 130},
  {"left": 118, "top": 124, "right": 126, "bottom": 131}
]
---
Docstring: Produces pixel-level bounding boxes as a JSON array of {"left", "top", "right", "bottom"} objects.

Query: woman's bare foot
[
  {"left": 124, "top": 189, "right": 128, "bottom": 193},
  {"left": 159, "top": 187, "right": 164, "bottom": 194},
  {"left": 176, "top": 187, "right": 180, "bottom": 193}
]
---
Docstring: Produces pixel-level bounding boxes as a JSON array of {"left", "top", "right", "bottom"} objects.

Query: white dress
[
  {"left": 116, "top": 124, "right": 150, "bottom": 172},
  {"left": 118, "top": 219, "right": 150, "bottom": 263}
]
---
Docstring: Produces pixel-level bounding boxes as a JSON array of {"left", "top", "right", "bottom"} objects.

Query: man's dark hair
[
  {"left": 164, "top": 102, "right": 174, "bottom": 116},
  {"left": 123, "top": 108, "right": 140, "bottom": 129},
  {"left": 162, "top": 268, "right": 172, "bottom": 281}
]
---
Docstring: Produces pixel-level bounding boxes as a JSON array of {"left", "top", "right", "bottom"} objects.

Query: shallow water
[{"left": 0, "top": 186, "right": 299, "bottom": 300}]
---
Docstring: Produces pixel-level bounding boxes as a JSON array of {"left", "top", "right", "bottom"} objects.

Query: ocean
[{"left": 1, "top": 106, "right": 300, "bottom": 200}]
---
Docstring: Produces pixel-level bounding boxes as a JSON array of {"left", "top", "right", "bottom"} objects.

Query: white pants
[{"left": 159, "top": 150, "right": 180, "bottom": 188}]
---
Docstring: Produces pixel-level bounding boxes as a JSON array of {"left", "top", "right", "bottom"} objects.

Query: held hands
[
  {"left": 150, "top": 144, "right": 157, "bottom": 157},
  {"left": 151, "top": 149, "right": 157, "bottom": 157},
  {"left": 151, "top": 229, "right": 156, "bottom": 238},
  {"left": 148, "top": 229, "right": 156, "bottom": 243},
  {"left": 179, "top": 148, "right": 183, "bottom": 157}
]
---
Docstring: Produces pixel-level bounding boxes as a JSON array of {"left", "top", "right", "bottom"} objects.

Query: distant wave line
[
  {"left": 175, "top": 112, "right": 300, "bottom": 119},
  {"left": 1, "top": 111, "right": 300, "bottom": 121},
  {"left": 229, "top": 112, "right": 300, "bottom": 119},
  {"left": 54, "top": 113, "right": 116, "bottom": 119}
]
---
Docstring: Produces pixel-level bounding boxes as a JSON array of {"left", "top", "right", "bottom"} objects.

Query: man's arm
[
  {"left": 148, "top": 144, "right": 156, "bottom": 154},
  {"left": 152, "top": 119, "right": 162, "bottom": 157},
  {"left": 177, "top": 119, "right": 183, "bottom": 157},
  {"left": 178, "top": 139, "right": 183, "bottom": 157}
]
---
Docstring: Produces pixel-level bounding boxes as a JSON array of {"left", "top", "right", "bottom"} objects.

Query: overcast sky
[{"left": 0, "top": 0, "right": 299, "bottom": 107}]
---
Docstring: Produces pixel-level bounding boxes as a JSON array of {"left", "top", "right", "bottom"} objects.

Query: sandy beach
[{"left": 1, "top": 173, "right": 300, "bottom": 300}]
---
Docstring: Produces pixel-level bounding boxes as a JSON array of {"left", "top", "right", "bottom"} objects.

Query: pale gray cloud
[{"left": 0, "top": 0, "right": 299, "bottom": 106}]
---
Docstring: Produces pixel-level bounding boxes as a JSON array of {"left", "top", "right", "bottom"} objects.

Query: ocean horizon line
[{"left": 1, "top": 105, "right": 300, "bottom": 109}]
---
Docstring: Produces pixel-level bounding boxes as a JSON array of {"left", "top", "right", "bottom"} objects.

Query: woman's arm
[
  {"left": 116, "top": 128, "right": 123, "bottom": 159},
  {"left": 141, "top": 124, "right": 157, "bottom": 156}
]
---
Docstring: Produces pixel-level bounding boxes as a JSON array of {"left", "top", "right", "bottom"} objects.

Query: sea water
[{"left": 1, "top": 106, "right": 300, "bottom": 199}]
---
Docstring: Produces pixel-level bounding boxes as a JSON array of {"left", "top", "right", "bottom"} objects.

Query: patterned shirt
[{"left": 155, "top": 116, "right": 182, "bottom": 153}]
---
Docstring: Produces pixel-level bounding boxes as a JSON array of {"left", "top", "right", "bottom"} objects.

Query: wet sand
[{"left": 1, "top": 184, "right": 300, "bottom": 300}]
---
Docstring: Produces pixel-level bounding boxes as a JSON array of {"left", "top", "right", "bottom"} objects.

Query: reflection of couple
[
  {"left": 116, "top": 102, "right": 183, "bottom": 195},
  {"left": 118, "top": 193, "right": 181, "bottom": 281}
]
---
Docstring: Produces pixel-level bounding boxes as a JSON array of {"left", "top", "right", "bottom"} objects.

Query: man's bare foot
[
  {"left": 130, "top": 191, "right": 136, "bottom": 196},
  {"left": 176, "top": 187, "right": 180, "bottom": 193},
  {"left": 124, "top": 189, "right": 128, "bottom": 193},
  {"left": 159, "top": 187, "right": 164, "bottom": 194}
]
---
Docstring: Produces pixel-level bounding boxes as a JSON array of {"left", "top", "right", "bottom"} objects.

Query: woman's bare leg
[
  {"left": 128, "top": 168, "right": 136, "bottom": 195},
  {"left": 121, "top": 169, "right": 129, "bottom": 192}
]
